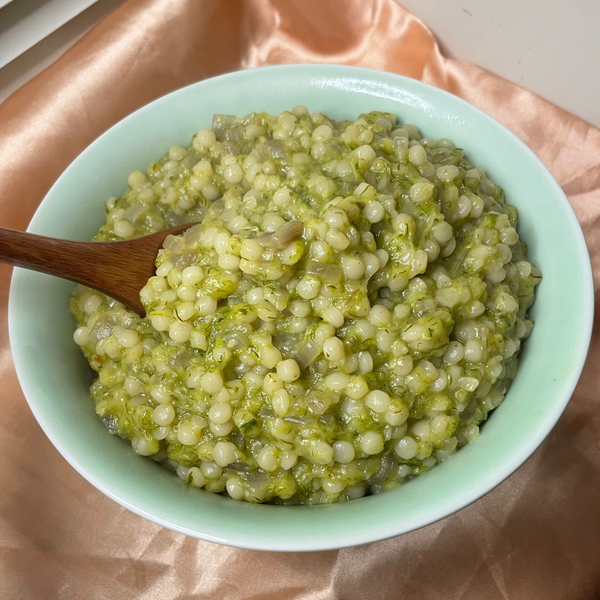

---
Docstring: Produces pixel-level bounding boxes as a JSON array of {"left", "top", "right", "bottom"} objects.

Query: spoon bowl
[{"left": 0, "top": 223, "right": 194, "bottom": 315}]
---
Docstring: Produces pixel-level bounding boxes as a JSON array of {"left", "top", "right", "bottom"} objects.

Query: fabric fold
[{"left": 1, "top": 0, "right": 599, "bottom": 598}]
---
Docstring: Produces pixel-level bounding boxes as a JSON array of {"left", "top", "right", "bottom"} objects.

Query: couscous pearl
[
  {"left": 214, "top": 232, "right": 230, "bottom": 255},
  {"left": 169, "top": 321, "right": 192, "bottom": 343},
  {"left": 181, "top": 266, "right": 204, "bottom": 285},
  {"left": 176, "top": 302, "right": 196, "bottom": 321},
  {"left": 156, "top": 261, "right": 172, "bottom": 277},
  {"left": 458, "top": 376, "right": 480, "bottom": 391},
  {"left": 226, "top": 477, "right": 245, "bottom": 500},
  {"left": 177, "top": 422, "right": 199, "bottom": 445},
  {"left": 376, "top": 329, "right": 395, "bottom": 353},
  {"left": 368, "top": 304, "right": 391, "bottom": 327},
  {"left": 464, "top": 339, "right": 483, "bottom": 362},
  {"left": 200, "top": 461, "right": 222, "bottom": 478},
  {"left": 127, "top": 170, "right": 146, "bottom": 189},
  {"left": 289, "top": 299, "right": 311, "bottom": 317},
  {"left": 292, "top": 104, "right": 309, "bottom": 116},
  {"left": 196, "top": 128, "right": 216, "bottom": 148},
  {"left": 363, "top": 201, "right": 385, "bottom": 223},
  {"left": 360, "top": 431, "right": 384, "bottom": 455},
  {"left": 323, "top": 208, "right": 348, "bottom": 229},
  {"left": 178, "top": 285, "right": 199, "bottom": 302},
  {"left": 322, "top": 306, "right": 345, "bottom": 328},
  {"left": 314, "top": 323, "right": 336, "bottom": 345},
  {"left": 150, "top": 385, "right": 171, "bottom": 403},
  {"left": 257, "top": 447, "right": 279, "bottom": 472},
  {"left": 341, "top": 255, "right": 365, "bottom": 280},
  {"left": 241, "top": 239, "right": 263, "bottom": 262},
  {"left": 322, "top": 480, "right": 346, "bottom": 494},
  {"left": 445, "top": 341, "right": 464, "bottom": 364},
  {"left": 123, "top": 375, "right": 142, "bottom": 396},
  {"left": 263, "top": 373, "right": 283, "bottom": 395},
  {"left": 210, "top": 420, "right": 234, "bottom": 437},
  {"left": 153, "top": 426, "right": 171, "bottom": 440},
  {"left": 436, "top": 165, "right": 459, "bottom": 182},
  {"left": 325, "top": 228, "right": 350, "bottom": 251},
  {"left": 192, "top": 158, "right": 213, "bottom": 177},
  {"left": 118, "top": 329, "right": 139, "bottom": 348},
  {"left": 311, "top": 142, "right": 327, "bottom": 160},
  {"left": 280, "top": 451, "right": 298, "bottom": 470},
  {"left": 246, "top": 287, "right": 264, "bottom": 305},
  {"left": 276, "top": 359, "right": 301, "bottom": 383},
  {"left": 196, "top": 296, "right": 217, "bottom": 316},
  {"left": 355, "top": 319, "right": 376, "bottom": 339},
  {"left": 224, "top": 164, "right": 243, "bottom": 184},
  {"left": 83, "top": 295, "right": 103, "bottom": 314},
  {"left": 218, "top": 254, "right": 241, "bottom": 271},
  {"left": 408, "top": 144, "right": 427, "bottom": 166},
  {"left": 345, "top": 376, "right": 369, "bottom": 400},
  {"left": 297, "top": 277, "right": 321, "bottom": 300},
  {"left": 409, "top": 182, "right": 434, "bottom": 203},
  {"left": 203, "top": 184, "right": 220, "bottom": 201},
  {"left": 153, "top": 403, "right": 175, "bottom": 426},
  {"left": 412, "top": 420, "right": 431, "bottom": 440},
  {"left": 385, "top": 404, "right": 408, "bottom": 426},
  {"left": 272, "top": 389, "right": 291, "bottom": 415},
  {"left": 73, "top": 326, "right": 91, "bottom": 346},
  {"left": 376, "top": 248, "right": 389, "bottom": 268},
  {"left": 395, "top": 436, "right": 418, "bottom": 459},
  {"left": 260, "top": 346, "right": 282, "bottom": 369},
  {"left": 228, "top": 215, "right": 249, "bottom": 233},
  {"left": 311, "top": 441, "right": 334, "bottom": 464},
  {"left": 208, "top": 402, "right": 233, "bottom": 425},
  {"left": 273, "top": 187, "right": 292, "bottom": 207},
  {"left": 516, "top": 261, "right": 532, "bottom": 278},
  {"left": 114, "top": 220, "right": 136, "bottom": 239},
  {"left": 190, "top": 331, "right": 207, "bottom": 350},
  {"left": 313, "top": 124, "right": 333, "bottom": 142},
  {"left": 358, "top": 351, "right": 373, "bottom": 373},
  {"left": 323, "top": 337, "right": 345, "bottom": 362},
  {"left": 324, "top": 372, "right": 350, "bottom": 391},
  {"left": 333, "top": 440, "right": 355, "bottom": 464},
  {"left": 356, "top": 144, "right": 376, "bottom": 163},
  {"left": 169, "top": 145, "right": 187, "bottom": 160},
  {"left": 185, "top": 467, "right": 205, "bottom": 488},
  {"left": 190, "top": 176, "right": 208, "bottom": 191},
  {"left": 160, "top": 290, "right": 178, "bottom": 303},
  {"left": 132, "top": 438, "right": 158, "bottom": 456},
  {"left": 201, "top": 372, "right": 224, "bottom": 394},
  {"left": 213, "top": 441, "right": 237, "bottom": 467},
  {"left": 433, "top": 221, "right": 454, "bottom": 244},
  {"left": 365, "top": 390, "right": 390, "bottom": 413},
  {"left": 431, "top": 415, "right": 450, "bottom": 435},
  {"left": 363, "top": 253, "right": 380, "bottom": 276}
]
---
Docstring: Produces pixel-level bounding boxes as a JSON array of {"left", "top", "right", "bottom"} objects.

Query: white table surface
[{"left": 397, "top": 0, "right": 600, "bottom": 128}]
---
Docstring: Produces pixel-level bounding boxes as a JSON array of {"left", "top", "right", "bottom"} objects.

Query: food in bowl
[{"left": 70, "top": 107, "right": 540, "bottom": 504}]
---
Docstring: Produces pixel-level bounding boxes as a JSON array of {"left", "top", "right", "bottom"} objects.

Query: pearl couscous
[{"left": 70, "top": 108, "right": 540, "bottom": 504}]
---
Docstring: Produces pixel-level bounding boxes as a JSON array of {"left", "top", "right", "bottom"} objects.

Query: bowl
[{"left": 8, "top": 64, "right": 594, "bottom": 551}]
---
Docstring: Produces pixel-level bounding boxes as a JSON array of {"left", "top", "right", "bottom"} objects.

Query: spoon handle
[{"left": 0, "top": 226, "right": 185, "bottom": 315}]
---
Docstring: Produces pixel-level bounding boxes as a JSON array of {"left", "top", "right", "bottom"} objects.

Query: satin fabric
[{"left": 1, "top": 1, "right": 599, "bottom": 598}]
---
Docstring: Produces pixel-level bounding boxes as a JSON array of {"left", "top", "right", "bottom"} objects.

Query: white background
[{"left": 0, "top": 0, "right": 598, "bottom": 128}]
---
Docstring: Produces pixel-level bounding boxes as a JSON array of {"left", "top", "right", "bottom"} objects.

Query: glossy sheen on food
[{"left": 70, "top": 108, "right": 540, "bottom": 504}]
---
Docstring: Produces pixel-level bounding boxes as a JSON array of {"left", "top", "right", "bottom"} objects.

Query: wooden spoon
[{"left": 0, "top": 224, "right": 195, "bottom": 316}]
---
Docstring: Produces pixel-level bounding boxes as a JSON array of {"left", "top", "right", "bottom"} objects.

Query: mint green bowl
[{"left": 8, "top": 65, "right": 593, "bottom": 551}]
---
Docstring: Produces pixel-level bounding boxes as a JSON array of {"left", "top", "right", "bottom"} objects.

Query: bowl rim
[{"left": 8, "top": 63, "right": 595, "bottom": 552}]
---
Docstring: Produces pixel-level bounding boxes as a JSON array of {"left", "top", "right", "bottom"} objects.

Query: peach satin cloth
[{"left": 1, "top": 1, "right": 600, "bottom": 598}]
